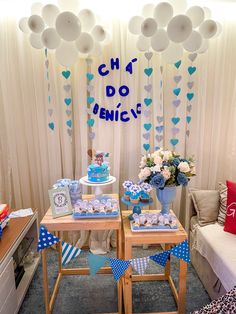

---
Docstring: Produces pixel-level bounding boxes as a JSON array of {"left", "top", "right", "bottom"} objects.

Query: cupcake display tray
[
  {"left": 130, "top": 222, "right": 179, "bottom": 232},
  {"left": 73, "top": 210, "right": 120, "bottom": 219}
]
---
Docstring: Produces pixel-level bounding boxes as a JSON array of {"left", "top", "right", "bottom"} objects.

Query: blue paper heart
[
  {"left": 144, "top": 68, "right": 153, "bottom": 77},
  {"left": 186, "top": 116, "right": 192, "bottom": 123},
  {"left": 86, "top": 73, "right": 94, "bottom": 81},
  {"left": 64, "top": 98, "right": 72, "bottom": 106},
  {"left": 188, "top": 66, "right": 196, "bottom": 75},
  {"left": 48, "top": 95, "right": 51, "bottom": 103},
  {"left": 62, "top": 70, "right": 71, "bottom": 79},
  {"left": 144, "top": 123, "right": 152, "bottom": 131},
  {"left": 173, "top": 87, "right": 181, "bottom": 96},
  {"left": 156, "top": 126, "right": 164, "bottom": 133},
  {"left": 174, "top": 60, "right": 182, "bottom": 69},
  {"left": 187, "top": 93, "right": 194, "bottom": 101},
  {"left": 66, "top": 120, "right": 72, "bottom": 128},
  {"left": 87, "top": 96, "right": 95, "bottom": 104},
  {"left": 172, "top": 117, "right": 180, "bottom": 125},
  {"left": 48, "top": 122, "right": 54, "bottom": 130},
  {"left": 143, "top": 143, "right": 150, "bottom": 151},
  {"left": 87, "top": 118, "right": 95, "bottom": 127},
  {"left": 170, "top": 138, "right": 179, "bottom": 146},
  {"left": 144, "top": 98, "right": 152, "bottom": 106}
]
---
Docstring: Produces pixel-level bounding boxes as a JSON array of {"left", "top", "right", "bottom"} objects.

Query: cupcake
[
  {"left": 140, "top": 183, "right": 152, "bottom": 203},
  {"left": 122, "top": 180, "right": 133, "bottom": 201},
  {"left": 129, "top": 184, "right": 142, "bottom": 204}
]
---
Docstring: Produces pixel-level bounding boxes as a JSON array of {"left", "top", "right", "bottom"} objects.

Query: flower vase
[{"left": 156, "top": 186, "right": 176, "bottom": 215}]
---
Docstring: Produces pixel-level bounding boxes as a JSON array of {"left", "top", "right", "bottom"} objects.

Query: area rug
[{"left": 19, "top": 246, "right": 211, "bottom": 314}]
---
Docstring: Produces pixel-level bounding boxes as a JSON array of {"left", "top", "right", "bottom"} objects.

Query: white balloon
[
  {"left": 214, "top": 22, "right": 222, "bottom": 38},
  {"left": 75, "top": 32, "right": 94, "bottom": 53},
  {"left": 91, "top": 25, "right": 106, "bottom": 41},
  {"left": 162, "top": 42, "right": 183, "bottom": 63},
  {"left": 197, "top": 39, "right": 209, "bottom": 53},
  {"left": 58, "top": 0, "right": 79, "bottom": 12},
  {"left": 42, "top": 4, "right": 60, "bottom": 27},
  {"left": 203, "top": 7, "right": 211, "bottom": 19},
  {"left": 141, "top": 18, "right": 157, "bottom": 37},
  {"left": 128, "top": 16, "right": 144, "bottom": 35},
  {"left": 199, "top": 19, "right": 217, "bottom": 39},
  {"left": 91, "top": 42, "right": 102, "bottom": 57},
  {"left": 142, "top": 3, "right": 155, "bottom": 17},
  {"left": 186, "top": 6, "right": 205, "bottom": 28},
  {"left": 154, "top": 2, "right": 173, "bottom": 27},
  {"left": 136, "top": 35, "right": 150, "bottom": 51},
  {"left": 78, "top": 9, "right": 96, "bottom": 32},
  {"left": 31, "top": 2, "right": 43, "bottom": 15},
  {"left": 102, "top": 32, "right": 112, "bottom": 45},
  {"left": 29, "top": 33, "right": 44, "bottom": 49},
  {"left": 19, "top": 17, "right": 30, "bottom": 33},
  {"left": 167, "top": 15, "right": 192, "bottom": 43},
  {"left": 56, "top": 12, "right": 81, "bottom": 41},
  {"left": 183, "top": 31, "right": 202, "bottom": 52},
  {"left": 41, "top": 28, "right": 61, "bottom": 49},
  {"left": 168, "top": 0, "right": 187, "bottom": 15},
  {"left": 55, "top": 41, "right": 78, "bottom": 66},
  {"left": 28, "top": 15, "right": 45, "bottom": 33},
  {"left": 151, "top": 29, "right": 169, "bottom": 52}
]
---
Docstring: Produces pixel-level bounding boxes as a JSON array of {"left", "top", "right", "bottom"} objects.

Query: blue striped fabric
[{"left": 62, "top": 241, "right": 81, "bottom": 266}]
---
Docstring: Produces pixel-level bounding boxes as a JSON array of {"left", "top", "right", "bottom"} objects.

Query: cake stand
[
  {"left": 80, "top": 176, "right": 116, "bottom": 198},
  {"left": 121, "top": 197, "right": 153, "bottom": 220}
]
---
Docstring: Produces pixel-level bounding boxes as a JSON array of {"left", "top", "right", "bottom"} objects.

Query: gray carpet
[{"left": 19, "top": 246, "right": 211, "bottom": 314}]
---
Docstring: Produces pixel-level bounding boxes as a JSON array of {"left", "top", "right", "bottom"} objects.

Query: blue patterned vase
[{"left": 156, "top": 186, "right": 176, "bottom": 215}]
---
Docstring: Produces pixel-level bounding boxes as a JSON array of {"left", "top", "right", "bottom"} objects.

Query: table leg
[
  {"left": 165, "top": 244, "right": 171, "bottom": 278},
  {"left": 56, "top": 231, "right": 62, "bottom": 272},
  {"left": 124, "top": 239, "right": 132, "bottom": 314},
  {"left": 42, "top": 249, "right": 50, "bottom": 314},
  {"left": 117, "top": 229, "right": 123, "bottom": 314},
  {"left": 178, "top": 259, "right": 187, "bottom": 314}
]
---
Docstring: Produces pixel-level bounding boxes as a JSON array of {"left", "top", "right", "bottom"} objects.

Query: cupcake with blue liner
[
  {"left": 122, "top": 180, "right": 133, "bottom": 201},
  {"left": 140, "top": 182, "right": 152, "bottom": 203},
  {"left": 129, "top": 184, "right": 142, "bottom": 204}
]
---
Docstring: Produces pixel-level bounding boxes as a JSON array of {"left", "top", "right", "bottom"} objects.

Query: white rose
[
  {"left": 140, "top": 160, "right": 146, "bottom": 168},
  {"left": 151, "top": 164, "right": 161, "bottom": 172},
  {"left": 161, "top": 168, "right": 171, "bottom": 180},
  {"left": 162, "top": 150, "right": 172, "bottom": 161},
  {"left": 154, "top": 155, "right": 163, "bottom": 165},
  {"left": 178, "top": 161, "right": 190, "bottom": 173},
  {"left": 142, "top": 167, "right": 151, "bottom": 177}
]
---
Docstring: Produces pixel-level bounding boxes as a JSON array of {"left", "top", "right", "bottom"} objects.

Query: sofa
[{"left": 186, "top": 187, "right": 236, "bottom": 300}]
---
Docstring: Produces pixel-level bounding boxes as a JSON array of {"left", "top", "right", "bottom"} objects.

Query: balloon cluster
[
  {"left": 128, "top": 2, "right": 222, "bottom": 63},
  {"left": 18, "top": 0, "right": 111, "bottom": 66}
]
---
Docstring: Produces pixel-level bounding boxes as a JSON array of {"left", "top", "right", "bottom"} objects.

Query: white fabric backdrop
[{"left": 0, "top": 12, "right": 236, "bottom": 230}]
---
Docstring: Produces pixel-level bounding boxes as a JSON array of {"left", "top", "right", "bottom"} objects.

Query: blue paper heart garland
[
  {"left": 86, "top": 58, "right": 96, "bottom": 142},
  {"left": 45, "top": 49, "right": 54, "bottom": 132},
  {"left": 62, "top": 67, "right": 72, "bottom": 138},
  {"left": 155, "top": 65, "right": 164, "bottom": 149}
]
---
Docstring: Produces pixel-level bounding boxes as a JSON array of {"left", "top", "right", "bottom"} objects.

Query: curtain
[{"left": 0, "top": 8, "right": 236, "bottom": 233}]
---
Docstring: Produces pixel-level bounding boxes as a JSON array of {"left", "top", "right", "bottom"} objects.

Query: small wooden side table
[
  {"left": 40, "top": 194, "right": 122, "bottom": 314},
  {"left": 122, "top": 210, "right": 188, "bottom": 314}
]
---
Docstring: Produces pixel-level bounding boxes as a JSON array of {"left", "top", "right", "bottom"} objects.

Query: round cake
[{"left": 87, "top": 151, "right": 110, "bottom": 183}]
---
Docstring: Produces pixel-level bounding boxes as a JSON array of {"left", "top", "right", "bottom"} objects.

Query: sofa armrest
[{"left": 185, "top": 188, "right": 197, "bottom": 235}]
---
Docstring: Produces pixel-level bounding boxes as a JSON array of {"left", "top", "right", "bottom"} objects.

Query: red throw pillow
[{"left": 224, "top": 180, "right": 236, "bottom": 234}]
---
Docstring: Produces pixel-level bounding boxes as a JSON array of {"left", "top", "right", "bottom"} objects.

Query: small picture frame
[{"left": 48, "top": 187, "right": 72, "bottom": 218}]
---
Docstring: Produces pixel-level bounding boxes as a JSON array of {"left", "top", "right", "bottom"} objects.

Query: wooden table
[
  {"left": 40, "top": 194, "right": 122, "bottom": 314},
  {"left": 122, "top": 210, "right": 188, "bottom": 314}
]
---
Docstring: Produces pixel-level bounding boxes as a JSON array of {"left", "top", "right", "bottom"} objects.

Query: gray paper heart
[
  {"left": 89, "top": 131, "right": 95, "bottom": 140},
  {"left": 174, "top": 75, "right": 182, "bottom": 84},
  {"left": 144, "top": 110, "right": 151, "bottom": 118},
  {"left": 45, "top": 60, "right": 49, "bottom": 68},
  {"left": 144, "top": 52, "right": 153, "bottom": 60},
  {"left": 48, "top": 83, "right": 50, "bottom": 91},
  {"left": 186, "top": 130, "right": 190, "bottom": 137},
  {"left": 187, "top": 81, "right": 194, "bottom": 89},
  {"left": 143, "top": 133, "right": 150, "bottom": 140},
  {"left": 157, "top": 116, "right": 163, "bottom": 123},
  {"left": 172, "top": 99, "right": 181, "bottom": 108},
  {"left": 64, "top": 84, "right": 71, "bottom": 92},
  {"left": 87, "top": 108, "right": 93, "bottom": 115},
  {"left": 66, "top": 109, "right": 72, "bottom": 116},
  {"left": 156, "top": 135, "right": 163, "bottom": 142},
  {"left": 188, "top": 53, "right": 197, "bottom": 62},
  {"left": 160, "top": 66, "right": 163, "bottom": 74},
  {"left": 171, "top": 127, "right": 180, "bottom": 136},
  {"left": 187, "top": 105, "right": 192, "bottom": 112},
  {"left": 48, "top": 109, "right": 53, "bottom": 116},
  {"left": 144, "top": 84, "right": 152, "bottom": 92},
  {"left": 86, "top": 58, "right": 93, "bottom": 65},
  {"left": 67, "top": 129, "right": 72, "bottom": 136},
  {"left": 87, "top": 85, "right": 94, "bottom": 93}
]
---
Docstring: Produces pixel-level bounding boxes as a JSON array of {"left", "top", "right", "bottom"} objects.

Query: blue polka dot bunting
[
  {"left": 109, "top": 258, "right": 130, "bottom": 281},
  {"left": 37, "top": 225, "right": 60, "bottom": 252},
  {"left": 150, "top": 250, "right": 170, "bottom": 267},
  {"left": 170, "top": 239, "right": 191, "bottom": 263}
]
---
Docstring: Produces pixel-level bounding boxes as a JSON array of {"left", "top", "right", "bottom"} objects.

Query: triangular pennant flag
[
  {"left": 150, "top": 250, "right": 170, "bottom": 267},
  {"left": 61, "top": 241, "right": 81, "bottom": 266},
  {"left": 170, "top": 240, "right": 191, "bottom": 263},
  {"left": 37, "top": 225, "right": 60, "bottom": 252},
  {"left": 130, "top": 257, "right": 150, "bottom": 275},
  {"left": 88, "top": 253, "right": 107, "bottom": 276},
  {"left": 109, "top": 258, "right": 130, "bottom": 281}
]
